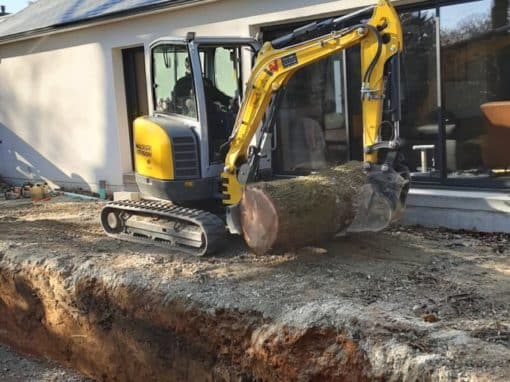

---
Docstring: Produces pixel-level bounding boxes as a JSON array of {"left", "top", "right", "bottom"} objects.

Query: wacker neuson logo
[{"left": 136, "top": 144, "right": 152, "bottom": 157}]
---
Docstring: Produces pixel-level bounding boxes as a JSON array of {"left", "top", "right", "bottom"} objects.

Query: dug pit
[{"left": 0, "top": 201, "right": 508, "bottom": 381}]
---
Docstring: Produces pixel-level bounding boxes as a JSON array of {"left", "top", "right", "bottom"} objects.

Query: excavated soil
[{"left": 0, "top": 200, "right": 508, "bottom": 381}]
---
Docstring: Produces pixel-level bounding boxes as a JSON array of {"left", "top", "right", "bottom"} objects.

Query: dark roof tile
[{"left": 0, "top": 0, "right": 197, "bottom": 41}]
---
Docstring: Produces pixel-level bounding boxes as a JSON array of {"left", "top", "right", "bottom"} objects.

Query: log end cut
[{"left": 240, "top": 187, "right": 279, "bottom": 255}]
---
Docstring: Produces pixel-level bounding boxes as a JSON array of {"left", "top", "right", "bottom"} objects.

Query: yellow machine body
[{"left": 133, "top": 116, "right": 174, "bottom": 181}]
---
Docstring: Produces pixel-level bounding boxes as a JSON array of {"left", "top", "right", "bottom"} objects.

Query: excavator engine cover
[{"left": 133, "top": 115, "right": 216, "bottom": 203}]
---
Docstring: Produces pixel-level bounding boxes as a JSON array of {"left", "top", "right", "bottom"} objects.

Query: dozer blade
[{"left": 347, "top": 167, "right": 408, "bottom": 233}]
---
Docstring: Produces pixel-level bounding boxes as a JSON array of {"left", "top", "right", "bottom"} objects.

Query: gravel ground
[
  {"left": 0, "top": 343, "right": 91, "bottom": 382},
  {"left": 0, "top": 198, "right": 508, "bottom": 381}
]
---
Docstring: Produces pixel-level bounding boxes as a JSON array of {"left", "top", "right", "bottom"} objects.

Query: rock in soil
[{"left": 0, "top": 200, "right": 508, "bottom": 381}]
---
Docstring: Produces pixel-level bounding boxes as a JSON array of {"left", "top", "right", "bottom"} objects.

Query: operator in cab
[
  {"left": 173, "top": 58, "right": 232, "bottom": 114},
  {"left": 173, "top": 57, "right": 236, "bottom": 160}
]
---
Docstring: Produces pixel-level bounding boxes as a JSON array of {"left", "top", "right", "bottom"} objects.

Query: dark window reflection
[
  {"left": 263, "top": 0, "right": 510, "bottom": 187},
  {"left": 346, "top": 47, "right": 363, "bottom": 161},
  {"left": 400, "top": 9, "right": 441, "bottom": 180},
  {"left": 273, "top": 54, "right": 348, "bottom": 175},
  {"left": 441, "top": 0, "right": 510, "bottom": 179}
]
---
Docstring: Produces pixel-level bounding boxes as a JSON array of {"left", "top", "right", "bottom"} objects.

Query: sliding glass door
[
  {"left": 348, "top": 0, "right": 510, "bottom": 187},
  {"left": 399, "top": 9, "right": 442, "bottom": 181},
  {"left": 440, "top": 0, "right": 510, "bottom": 185},
  {"left": 345, "top": 8, "right": 442, "bottom": 180},
  {"left": 262, "top": 0, "right": 510, "bottom": 188}
]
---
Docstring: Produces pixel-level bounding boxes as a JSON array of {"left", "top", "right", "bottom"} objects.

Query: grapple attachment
[{"left": 347, "top": 166, "right": 409, "bottom": 233}]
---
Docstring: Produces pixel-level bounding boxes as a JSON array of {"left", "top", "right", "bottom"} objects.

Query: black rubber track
[{"left": 100, "top": 200, "right": 226, "bottom": 256}]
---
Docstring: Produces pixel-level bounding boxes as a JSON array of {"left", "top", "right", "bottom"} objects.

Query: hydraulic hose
[{"left": 363, "top": 24, "right": 383, "bottom": 84}]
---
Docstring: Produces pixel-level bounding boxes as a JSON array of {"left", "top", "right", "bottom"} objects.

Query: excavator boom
[{"left": 221, "top": 0, "right": 408, "bottom": 235}]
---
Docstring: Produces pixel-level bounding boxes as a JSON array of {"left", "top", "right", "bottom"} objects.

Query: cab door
[{"left": 190, "top": 39, "right": 259, "bottom": 179}]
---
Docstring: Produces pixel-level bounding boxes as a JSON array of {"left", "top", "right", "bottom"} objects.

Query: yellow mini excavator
[{"left": 101, "top": 0, "right": 409, "bottom": 255}]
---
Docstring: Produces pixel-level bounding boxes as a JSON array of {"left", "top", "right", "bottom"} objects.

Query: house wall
[{"left": 0, "top": 0, "right": 392, "bottom": 192}]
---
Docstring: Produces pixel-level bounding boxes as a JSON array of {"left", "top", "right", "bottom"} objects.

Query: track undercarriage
[{"left": 100, "top": 200, "right": 226, "bottom": 256}]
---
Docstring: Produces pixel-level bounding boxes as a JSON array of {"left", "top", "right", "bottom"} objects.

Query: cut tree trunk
[{"left": 240, "top": 161, "right": 368, "bottom": 254}]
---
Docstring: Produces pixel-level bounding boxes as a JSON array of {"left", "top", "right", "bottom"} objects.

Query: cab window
[
  {"left": 198, "top": 45, "right": 242, "bottom": 162},
  {"left": 214, "top": 47, "right": 240, "bottom": 98},
  {"left": 152, "top": 44, "right": 198, "bottom": 119}
]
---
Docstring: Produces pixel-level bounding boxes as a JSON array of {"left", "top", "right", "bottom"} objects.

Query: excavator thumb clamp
[{"left": 347, "top": 165, "right": 409, "bottom": 233}]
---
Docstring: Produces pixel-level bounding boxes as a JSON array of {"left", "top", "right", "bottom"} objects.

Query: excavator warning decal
[
  {"left": 281, "top": 53, "right": 298, "bottom": 68},
  {"left": 268, "top": 59, "right": 279, "bottom": 73}
]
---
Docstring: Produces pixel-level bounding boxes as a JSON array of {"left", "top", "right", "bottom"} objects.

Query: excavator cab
[{"left": 133, "top": 37, "right": 259, "bottom": 203}]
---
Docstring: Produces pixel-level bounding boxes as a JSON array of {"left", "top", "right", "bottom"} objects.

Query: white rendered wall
[{"left": 0, "top": 0, "right": 381, "bottom": 192}]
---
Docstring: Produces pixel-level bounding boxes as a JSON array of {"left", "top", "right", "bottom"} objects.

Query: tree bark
[{"left": 240, "top": 161, "right": 368, "bottom": 254}]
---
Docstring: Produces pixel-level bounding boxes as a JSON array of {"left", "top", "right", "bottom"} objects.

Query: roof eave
[{"left": 0, "top": 0, "right": 217, "bottom": 46}]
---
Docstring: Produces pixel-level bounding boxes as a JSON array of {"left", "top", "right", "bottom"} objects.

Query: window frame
[{"left": 150, "top": 42, "right": 199, "bottom": 121}]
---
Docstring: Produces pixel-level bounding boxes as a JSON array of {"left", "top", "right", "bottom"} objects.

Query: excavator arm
[{"left": 222, "top": 0, "right": 404, "bottom": 207}]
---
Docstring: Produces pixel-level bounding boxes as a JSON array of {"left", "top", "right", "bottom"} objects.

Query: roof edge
[{"left": 0, "top": 0, "right": 217, "bottom": 46}]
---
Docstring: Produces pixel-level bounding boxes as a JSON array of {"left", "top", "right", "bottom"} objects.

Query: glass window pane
[
  {"left": 214, "top": 47, "right": 238, "bottom": 98},
  {"left": 399, "top": 9, "right": 441, "bottom": 180},
  {"left": 441, "top": 0, "right": 510, "bottom": 181},
  {"left": 345, "top": 9, "right": 441, "bottom": 178},
  {"left": 273, "top": 54, "right": 348, "bottom": 175},
  {"left": 198, "top": 46, "right": 239, "bottom": 163},
  {"left": 346, "top": 46, "right": 363, "bottom": 161},
  {"left": 152, "top": 45, "right": 198, "bottom": 119}
]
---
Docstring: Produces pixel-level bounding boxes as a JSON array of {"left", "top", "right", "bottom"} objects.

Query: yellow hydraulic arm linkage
[{"left": 222, "top": 0, "right": 408, "bottom": 232}]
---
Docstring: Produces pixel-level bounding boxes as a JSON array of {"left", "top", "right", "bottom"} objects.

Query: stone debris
[{"left": 0, "top": 343, "right": 91, "bottom": 382}]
